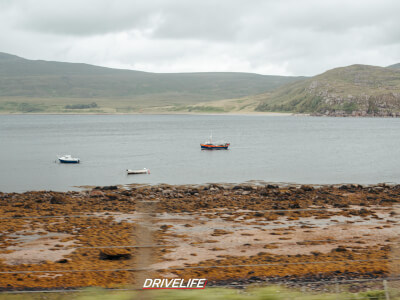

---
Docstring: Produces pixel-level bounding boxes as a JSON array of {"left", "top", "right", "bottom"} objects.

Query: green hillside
[
  {"left": 388, "top": 63, "right": 400, "bottom": 70},
  {"left": 256, "top": 64, "right": 400, "bottom": 116},
  {"left": 0, "top": 52, "right": 300, "bottom": 113}
]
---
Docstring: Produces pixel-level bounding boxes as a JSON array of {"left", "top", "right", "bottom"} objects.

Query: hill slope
[
  {"left": 0, "top": 52, "right": 300, "bottom": 113},
  {"left": 388, "top": 63, "right": 400, "bottom": 70},
  {"left": 256, "top": 64, "right": 400, "bottom": 116}
]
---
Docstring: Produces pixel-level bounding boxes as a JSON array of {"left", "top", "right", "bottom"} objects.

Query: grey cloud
[
  {"left": 0, "top": 0, "right": 399, "bottom": 76},
  {"left": 2, "top": 0, "right": 164, "bottom": 36}
]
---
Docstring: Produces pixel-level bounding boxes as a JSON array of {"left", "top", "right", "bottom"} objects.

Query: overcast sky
[{"left": 1, "top": 0, "right": 399, "bottom": 76}]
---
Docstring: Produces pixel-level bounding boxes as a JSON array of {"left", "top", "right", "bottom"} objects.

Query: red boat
[{"left": 200, "top": 134, "right": 230, "bottom": 150}]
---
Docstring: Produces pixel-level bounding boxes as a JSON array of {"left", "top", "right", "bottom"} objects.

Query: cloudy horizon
[{"left": 1, "top": 0, "right": 400, "bottom": 76}]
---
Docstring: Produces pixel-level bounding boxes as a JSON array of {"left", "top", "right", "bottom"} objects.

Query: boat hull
[
  {"left": 59, "top": 159, "right": 80, "bottom": 164},
  {"left": 201, "top": 144, "right": 229, "bottom": 150},
  {"left": 127, "top": 169, "right": 150, "bottom": 174}
]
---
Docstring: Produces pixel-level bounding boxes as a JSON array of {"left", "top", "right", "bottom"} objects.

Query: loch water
[{"left": 0, "top": 114, "right": 399, "bottom": 192}]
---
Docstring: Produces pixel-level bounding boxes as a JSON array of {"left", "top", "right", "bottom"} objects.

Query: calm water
[{"left": 0, "top": 114, "right": 400, "bottom": 192}]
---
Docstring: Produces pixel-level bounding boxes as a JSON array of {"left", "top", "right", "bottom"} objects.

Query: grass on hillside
[
  {"left": 255, "top": 64, "right": 400, "bottom": 113},
  {"left": 0, "top": 52, "right": 300, "bottom": 102},
  {"left": 0, "top": 287, "right": 393, "bottom": 300},
  {"left": 0, "top": 95, "right": 264, "bottom": 114},
  {"left": 0, "top": 97, "right": 180, "bottom": 114}
]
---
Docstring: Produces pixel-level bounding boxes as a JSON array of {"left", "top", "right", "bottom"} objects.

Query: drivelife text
[{"left": 143, "top": 278, "right": 207, "bottom": 289}]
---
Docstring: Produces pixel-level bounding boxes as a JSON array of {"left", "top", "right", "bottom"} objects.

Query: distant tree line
[{"left": 65, "top": 102, "right": 98, "bottom": 109}]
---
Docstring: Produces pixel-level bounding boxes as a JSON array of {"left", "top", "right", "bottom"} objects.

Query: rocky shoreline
[
  {"left": 0, "top": 183, "right": 399, "bottom": 290},
  {"left": 311, "top": 111, "right": 400, "bottom": 117}
]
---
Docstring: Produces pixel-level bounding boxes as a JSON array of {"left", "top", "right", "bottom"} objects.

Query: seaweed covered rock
[{"left": 100, "top": 248, "right": 132, "bottom": 260}]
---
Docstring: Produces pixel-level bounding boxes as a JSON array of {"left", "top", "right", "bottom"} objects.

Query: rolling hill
[
  {"left": 0, "top": 52, "right": 300, "bottom": 113},
  {"left": 3, "top": 52, "right": 400, "bottom": 116},
  {"left": 255, "top": 64, "right": 400, "bottom": 116},
  {"left": 388, "top": 63, "right": 400, "bottom": 70}
]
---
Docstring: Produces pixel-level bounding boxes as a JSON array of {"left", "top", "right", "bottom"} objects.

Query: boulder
[
  {"left": 162, "top": 189, "right": 173, "bottom": 196},
  {"left": 300, "top": 185, "right": 314, "bottom": 192},
  {"left": 90, "top": 190, "right": 104, "bottom": 197},
  {"left": 102, "top": 186, "right": 119, "bottom": 191},
  {"left": 50, "top": 195, "right": 65, "bottom": 204},
  {"left": 100, "top": 248, "right": 132, "bottom": 260}
]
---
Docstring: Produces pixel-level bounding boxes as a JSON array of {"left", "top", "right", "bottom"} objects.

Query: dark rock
[
  {"left": 266, "top": 184, "right": 278, "bottom": 189},
  {"left": 300, "top": 185, "right": 314, "bottom": 192},
  {"left": 333, "top": 202, "right": 349, "bottom": 209},
  {"left": 100, "top": 248, "right": 132, "bottom": 260},
  {"left": 332, "top": 246, "right": 347, "bottom": 252},
  {"left": 105, "top": 193, "right": 118, "bottom": 200},
  {"left": 162, "top": 189, "right": 172, "bottom": 196},
  {"left": 160, "top": 224, "right": 173, "bottom": 231},
  {"left": 242, "top": 185, "right": 253, "bottom": 191},
  {"left": 50, "top": 195, "right": 65, "bottom": 204},
  {"left": 380, "top": 198, "right": 397, "bottom": 203},
  {"left": 121, "top": 190, "right": 132, "bottom": 196},
  {"left": 90, "top": 190, "right": 104, "bottom": 197},
  {"left": 102, "top": 186, "right": 118, "bottom": 191},
  {"left": 289, "top": 202, "right": 301, "bottom": 209}
]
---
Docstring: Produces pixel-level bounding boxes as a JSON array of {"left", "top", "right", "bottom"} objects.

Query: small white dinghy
[
  {"left": 58, "top": 154, "right": 80, "bottom": 164},
  {"left": 127, "top": 168, "right": 150, "bottom": 175}
]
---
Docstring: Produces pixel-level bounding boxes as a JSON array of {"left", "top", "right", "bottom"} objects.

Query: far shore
[{"left": 0, "top": 111, "right": 304, "bottom": 116}]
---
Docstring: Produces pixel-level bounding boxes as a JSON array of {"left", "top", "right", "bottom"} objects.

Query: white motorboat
[
  {"left": 127, "top": 168, "right": 150, "bottom": 175},
  {"left": 58, "top": 154, "right": 80, "bottom": 164}
]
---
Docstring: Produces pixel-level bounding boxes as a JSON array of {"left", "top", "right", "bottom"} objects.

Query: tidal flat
[{"left": 0, "top": 183, "right": 399, "bottom": 290}]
